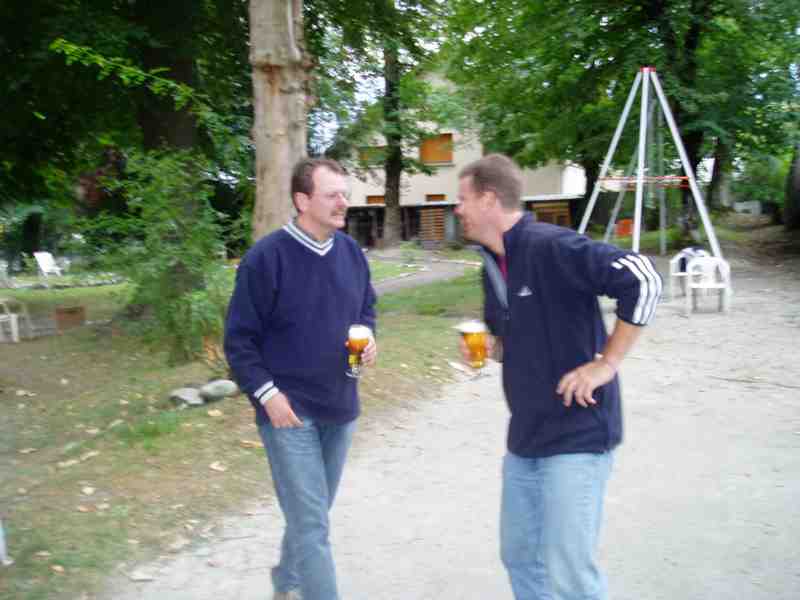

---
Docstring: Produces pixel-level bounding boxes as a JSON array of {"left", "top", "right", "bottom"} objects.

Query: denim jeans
[
  {"left": 259, "top": 417, "right": 356, "bottom": 600},
  {"left": 500, "top": 451, "right": 614, "bottom": 600}
]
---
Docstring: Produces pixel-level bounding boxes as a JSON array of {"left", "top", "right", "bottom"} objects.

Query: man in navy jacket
[
  {"left": 225, "top": 158, "right": 377, "bottom": 600},
  {"left": 456, "top": 154, "right": 661, "bottom": 600}
]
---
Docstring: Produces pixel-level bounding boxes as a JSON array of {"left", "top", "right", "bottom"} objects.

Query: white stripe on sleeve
[
  {"left": 618, "top": 255, "right": 655, "bottom": 324},
  {"left": 630, "top": 254, "right": 662, "bottom": 323},
  {"left": 254, "top": 381, "right": 275, "bottom": 400},
  {"left": 259, "top": 386, "right": 280, "bottom": 406}
]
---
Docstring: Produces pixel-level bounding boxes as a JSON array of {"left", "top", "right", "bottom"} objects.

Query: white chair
[
  {"left": 669, "top": 247, "right": 710, "bottom": 299},
  {"left": 0, "top": 297, "right": 32, "bottom": 339},
  {"left": 685, "top": 256, "right": 732, "bottom": 315},
  {"left": 33, "top": 251, "right": 62, "bottom": 278},
  {"left": 0, "top": 302, "right": 19, "bottom": 343}
]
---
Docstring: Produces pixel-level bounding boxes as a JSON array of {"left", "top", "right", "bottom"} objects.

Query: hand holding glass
[{"left": 346, "top": 324, "right": 372, "bottom": 378}]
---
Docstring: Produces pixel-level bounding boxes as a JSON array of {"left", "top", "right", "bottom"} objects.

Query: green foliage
[
  {"left": 50, "top": 39, "right": 197, "bottom": 110},
  {"left": 0, "top": 204, "right": 43, "bottom": 265},
  {"left": 733, "top": 153, "right": 792, "bottom": 207},
  {"left": 444, "top": 0, "right": 800, "bottom": 190},
  {"left": 79, "top": 150, "right": 229, "bottom": 364}
]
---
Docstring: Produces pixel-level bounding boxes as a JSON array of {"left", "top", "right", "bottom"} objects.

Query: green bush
[{"left": 79, "top": 149, "right": 231, "bottom": 364}]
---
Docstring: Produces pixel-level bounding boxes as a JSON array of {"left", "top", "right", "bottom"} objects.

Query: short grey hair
[{"left": 459, "top": 154, "right": 523, "bottom": 210}]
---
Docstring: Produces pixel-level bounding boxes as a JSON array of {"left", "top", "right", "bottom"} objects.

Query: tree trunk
[
  {"left": 131, "top": 0, "right": 197, "bottom": 150},
  {"left": 575, "top": 159, "right": 600, "bottom": 229},
  {"left": 785, "top": 143, "right": 800, "bottom": 231},
  {"left": 708, "top": 138, "right": 731, "bottom": 210},
  {"left": 249, "top": 0, "right": 308, "bottom": 242},
  {"left": 381, "top": 38, "right": 403, "bottom": 247}
]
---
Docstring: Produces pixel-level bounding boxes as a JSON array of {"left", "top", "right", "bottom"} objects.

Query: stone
[
  {"left": 198, "top": 380, "right": 238, "bottom": 401},
  {"left": 169, "top": 388, "right": 203, "bottom": 406}
]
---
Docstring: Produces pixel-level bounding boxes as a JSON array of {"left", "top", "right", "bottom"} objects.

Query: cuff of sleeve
[{"left": 254, "top": 381, "right": 279, "bottom": 406}]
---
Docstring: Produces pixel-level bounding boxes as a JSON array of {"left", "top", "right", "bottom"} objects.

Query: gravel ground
[{"left": 100, "top": 248, "right": 800, "bottom": 600}]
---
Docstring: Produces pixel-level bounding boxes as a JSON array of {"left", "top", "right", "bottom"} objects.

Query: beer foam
[
  {"left": 348, "top": 324, "right": 372, "bottom": 339},
  {"left": 455, "top": 320, "right": 487, "bottom": 334}
]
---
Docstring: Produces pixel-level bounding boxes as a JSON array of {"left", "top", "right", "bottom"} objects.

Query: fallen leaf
[
  {"left": 127, "top": 569, "right": 155, "bottom": 582},
  {"left": 77, "top": 505, "right": 93, "bottom": 513},
  {"left": 167, "top": 536, "right": 190, "bottom": 553},
  {"left": 81, "top": 486, "right": 96, "bottom": 496},
  {"left": 207, "top": 409, "right": 223, "bottom": 417},
  {"left": 60, "top": 378, "right": 69, "bottom": 385},
  {"left": 51, "top": 565, "right": 65, "bottom": 574},
  {"left": 209, "top": 461, "right": 227, "bottom": 472},
  {"left": 19, "top": 447, "right": 38, "bottom": 454},
  {"left": 119, "top": 400, "right": 129, "bottom": 405},
  {"left": 448, "top": 361, "right": 469, "bottom": 374},
  {"left": 239, "top": 439, "right": 261, "bottom": 449}
]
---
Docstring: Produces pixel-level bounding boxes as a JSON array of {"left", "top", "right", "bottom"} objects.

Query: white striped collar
[{"left": 283, "top": 220, "right": 335, "bottom": 257}]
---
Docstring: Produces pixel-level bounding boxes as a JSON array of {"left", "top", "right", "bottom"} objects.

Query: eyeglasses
[{"left": 316, "top": 191, "right": 350, "bottom": 202}]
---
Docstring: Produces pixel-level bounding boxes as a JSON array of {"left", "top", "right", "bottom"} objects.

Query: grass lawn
[
  {"left": 367, "top": 258, "right": 424, "bottom": 282},
  {"left": 0, "top": 271, "right": 482, "bottom": 600},
  {"left": 590, "top": 224, "right": 745, "bottom": 254},
  {"left": 0, "top": 284, "right": 130, "bottom": 321}
]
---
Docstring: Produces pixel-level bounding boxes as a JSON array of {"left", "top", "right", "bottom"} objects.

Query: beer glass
[
  {"left": 456, "top": 320, "right": 488, "bottom": 375},
  {"left": 346, "top": 324, "right": 372, "bottom": 378}
]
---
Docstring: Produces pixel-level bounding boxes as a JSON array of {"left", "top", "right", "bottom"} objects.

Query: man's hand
[
  {"left": 556, "top": 356, "right": 616, "bottom": 408},
  {"left": 264, "top": 392, "right": 302, "bottom": 428},
  {"left": 361, "top": 336, "right": 378, "bottom": 367}
]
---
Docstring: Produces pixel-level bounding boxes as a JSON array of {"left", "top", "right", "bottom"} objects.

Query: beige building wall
[{"left": 348, "top": 131, "right": 585, "bottom": 207}]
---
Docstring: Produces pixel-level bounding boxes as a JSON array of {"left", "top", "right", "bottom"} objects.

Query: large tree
[
  {"left": 445, "top": 0, "right": 800, "bottom": 227},
  {"left": 0, "top": 0, "right": 252, "bottom": 258},
  {"left": 305, "top": 0, "right": 451, "bottom": 246},
  {"left": 786, "top": 143, "right": 800, "bottom": 231},
  {"left": 249, "top": 0, "right": 309, "bottom": 241}
]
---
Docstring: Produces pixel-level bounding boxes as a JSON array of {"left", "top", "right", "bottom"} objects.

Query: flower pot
[{"left": 54, "top": 306, "right": 86, "bottom": 332}]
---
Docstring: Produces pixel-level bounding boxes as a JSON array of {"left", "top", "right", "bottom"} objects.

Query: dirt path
[
  {"left": 372, "top": 257, "right": 474, "bottom": 296},
  {"left": 100, "top": 247, "right": 800, "bottom": 600}
]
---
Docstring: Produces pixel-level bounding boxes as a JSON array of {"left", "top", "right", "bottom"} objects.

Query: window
[
  {"left": 530, "top": 201, "right": 572, "bottom": 227},
  {"left": 425, "top": 194, "right": 446, "bottom": 203},
  {"left": 420, "top": 133, "right": 453, "bottom": 165},
  {"left": 366, "top": 195, "right": 385, "bottom": 205}
]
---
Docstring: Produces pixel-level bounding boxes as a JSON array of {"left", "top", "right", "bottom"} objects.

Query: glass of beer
[
  {"left": 346, "top": 324, "right": 372, "bottom": 378},
  {"left": 456, "top": 320, "right": 488, "bottom": 374}
]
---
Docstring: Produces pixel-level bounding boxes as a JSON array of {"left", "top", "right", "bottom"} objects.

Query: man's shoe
[{"left": 273, "top": 590, "right": 301, "bottom": 600}]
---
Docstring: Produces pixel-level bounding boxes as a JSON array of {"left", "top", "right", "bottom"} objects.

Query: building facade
[{"left": 344, "top": 130, "right": 586, "bottom": 248}]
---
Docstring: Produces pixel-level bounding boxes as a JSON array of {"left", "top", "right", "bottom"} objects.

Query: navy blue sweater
[
  {"left": 482, "top": 214, "right": 662, "bottom": 458},
  {"left": 224, "top": 222, "right": 377, "bottom": 426}
]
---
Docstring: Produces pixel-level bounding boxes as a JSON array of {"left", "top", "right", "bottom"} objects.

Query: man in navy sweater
[
  {"left": 456, "top": 154, "right": 661, "bottom": 600},
  {"left": 224, "top": 158, "right": 377, "bottom": 600}
]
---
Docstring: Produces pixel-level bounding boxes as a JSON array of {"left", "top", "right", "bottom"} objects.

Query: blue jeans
[
  {"left": 259, "top": 417, "right": 356, "bottom": 600},
  {"left": 500, "top": 451, "right": 614, "bottom": 600}
]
